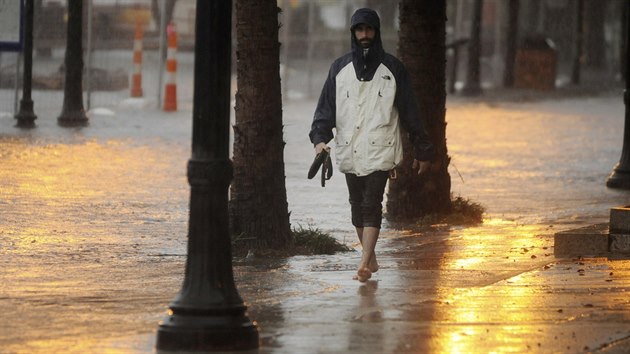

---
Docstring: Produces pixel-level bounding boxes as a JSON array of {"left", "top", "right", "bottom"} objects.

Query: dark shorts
[{"left": 345, "top": 171, "right": 390, "bottom": 229}]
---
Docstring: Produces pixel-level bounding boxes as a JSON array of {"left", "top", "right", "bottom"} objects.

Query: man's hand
[
  {"left": 412, "top": 159, "right": 431, "bottom": 175},
  {"left": 315, "top": 142, "right": 329, "bottom": 154}
]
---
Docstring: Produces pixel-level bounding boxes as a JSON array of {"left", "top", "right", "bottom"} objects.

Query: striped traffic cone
[
  {"left": 163, "top": 22, "right": 177, "bottom": 111},
  {"left": 130, "top": 21, "right": 144, "bottom": 97}
]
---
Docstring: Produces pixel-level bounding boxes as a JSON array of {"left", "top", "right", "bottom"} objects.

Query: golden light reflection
[
  {"left": 477, "top": 159, "right": 508, "bottom": 168},
  {"left": 0, "top": 137, "right": 187, "bottom": 354},
  {"left": 482, "top": 218, "right": 513, "bottom": 227},
  {"left": 452, "top": 256, "right": 485, "bottom": 269},
  {"left": 8, "top": 333, "right": 154, "bottom": 354},
  {"left": 420, "top": 218, "right": 552, "bottom": 353},
  {"left": 1, "top": 138, "right": 185, "bottom": 253},
  {"left": 447, "top": 326, "right": 483, "bottom": 354}
]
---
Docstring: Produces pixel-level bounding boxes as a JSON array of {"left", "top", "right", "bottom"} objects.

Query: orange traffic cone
[
  {"left": 130, "top": 22, "right": 144, "bottom": 97},
  {"left": 163, "top": 22, "right": 177, "bottom": 111}
]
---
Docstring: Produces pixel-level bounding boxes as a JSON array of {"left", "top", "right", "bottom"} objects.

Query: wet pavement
[{"left": 3, "top": 81, "right": 630, "bottom": 353}]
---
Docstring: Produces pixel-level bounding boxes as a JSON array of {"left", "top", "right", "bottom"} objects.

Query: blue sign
[{"left": 0, "top": 0, "right": 24, "bottom": 51}]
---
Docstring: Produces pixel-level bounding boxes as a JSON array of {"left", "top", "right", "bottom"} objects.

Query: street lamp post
[
  {"left": 15, "top": 0, "right": 37, "bottom": 128},
  {"left": 607, "top": 3, "right": 630, "bottom": 189},
  {"left": 57, "top": 0, "right": 88, "bottom": 127},
  {"left": 155, "top": 0, "right": 259, "bottom": 352}
]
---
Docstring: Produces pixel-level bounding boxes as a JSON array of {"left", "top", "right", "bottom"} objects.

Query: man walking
[{"left": 309, "top": 8, "right": 434, "bottom": 282}]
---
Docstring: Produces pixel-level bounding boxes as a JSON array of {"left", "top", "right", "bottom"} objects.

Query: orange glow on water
[
  {"left": 409, "top": 218, "right": 553, "bottom": 353},
  {"left": 0, "top": 137, "right": 188, "bottom": 353}
]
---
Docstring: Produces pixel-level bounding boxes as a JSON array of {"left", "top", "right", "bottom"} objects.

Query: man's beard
[{"left": 359, "top": 38, "right": 373, "bottom": 48}]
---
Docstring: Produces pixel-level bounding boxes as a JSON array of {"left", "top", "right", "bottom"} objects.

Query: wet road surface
[{"left": 2, "top": 91, "right": 630, "bottom": 353}]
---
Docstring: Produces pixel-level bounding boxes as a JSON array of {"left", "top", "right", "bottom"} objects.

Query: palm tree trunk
[
  {"left": 387, "top": 0, "right": 451, "bottom": 221},
  {"left": 231, "top": 0, "right": 292, "bottom": 249}
]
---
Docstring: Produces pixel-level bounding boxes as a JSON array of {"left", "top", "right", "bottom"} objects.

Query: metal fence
[
  {"left": 0, "top": 0, "right": 198, "bottom": 119},
  {"left": 1, "top": 0, "right": 519, "bottom": 122},
  {"left": 2, "top": 0, "right": 627, "bottom": 121},
  {"left": 1, "top": 0, "right": 404, "bottom": 120}
]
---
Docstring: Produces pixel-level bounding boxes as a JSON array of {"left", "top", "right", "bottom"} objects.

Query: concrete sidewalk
[
  {"left": 3, "top": 90, "right": 630, "bottom": 353},
  {"left": 243, "top": 223, "right": 630, "bottom": 353}
]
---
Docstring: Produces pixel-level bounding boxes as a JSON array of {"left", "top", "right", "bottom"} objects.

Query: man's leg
[
  {"left": 356, "top": 226, "right": 379, "bottom": 281},
  {"left": 346, "top": 173, "right": 371, "bottom": 278},
  {"left": 355, "top": 171, "right": 389, "bottom": 282},
  {"left": 355, "top": 226, "right": 379, "bottom": 273}
]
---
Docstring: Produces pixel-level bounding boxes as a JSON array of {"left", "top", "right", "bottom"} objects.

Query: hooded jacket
[{"left": 310, "top": 8, "right": 434, "bottom": 176}]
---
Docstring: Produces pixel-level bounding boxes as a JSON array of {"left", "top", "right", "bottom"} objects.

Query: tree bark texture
[
  {"left": 231, "top": 0, "right": 292, "bottom": 249},
  {"left": 387, "top": 0, "right": 451, "bottom": 221}
]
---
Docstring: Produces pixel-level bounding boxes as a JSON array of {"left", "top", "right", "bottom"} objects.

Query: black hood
[{"left": 350, "top": 8, "right": 384, "bottom": 81}]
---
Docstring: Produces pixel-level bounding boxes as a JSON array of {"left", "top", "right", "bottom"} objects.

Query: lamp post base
[
  {"left": 156, "top": 313, "right": 259, "bottom": 352},
  {"left": 58, "top": 110, "right": 89, "bottom": 127},
  {"left": 607, "top": 166, "right": 630, "bottom": 189},
  {"left": 15, "top": 99, "right": 37, "bottom": 128}
]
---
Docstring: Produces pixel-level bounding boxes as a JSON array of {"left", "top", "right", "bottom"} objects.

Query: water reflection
[
  {"left": 348, "top": 281, "right": 383, "bottom": 352},
  {"left": 0, "top": 136, "right": 189, "bottom": 353},
  {"left": 447, "top": 100, "right": 628, "bottom": 226},
  {"left": 386, "top": 217, "right": 554, "bottom": 353}
]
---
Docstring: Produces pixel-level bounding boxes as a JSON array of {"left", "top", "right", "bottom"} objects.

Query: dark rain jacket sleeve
[
  {"left": 309, "top": 64, "right": 337, "bottom": 146},
  {"left": 392, "top": 62, "right": 435, "bottom": 162}
]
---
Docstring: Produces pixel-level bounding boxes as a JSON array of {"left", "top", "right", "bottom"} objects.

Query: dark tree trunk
[
  {"left": 572, "top": 0, "right": 584, "bottom": 85},
  {"left": 58, "top": 0, "right": 87, "bottom": 126},
  {"left": 584, "top": 0, "right": 607, "bottom": 69},
  {"left": 387, "top": 0, "right": 451, "bottom": 221},
  {"left": 504, "top": 0, "right": 519, "bottom": 87},
  {"left": 231, "top": 0, "right": 292, "bottom": 249},
  {"left": 462, "top": 0, "right": 483, "bottom": 96}
]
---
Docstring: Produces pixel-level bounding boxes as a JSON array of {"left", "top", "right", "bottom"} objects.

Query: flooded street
[
  {"left": 447, "top": 96, "right": 629, "bottom": 226},
  {"left": 0, "top": 118, "right": 190, "bottom": 352},
  {"left": 2, "top": 88, "right": 630, "bottom": 352}
]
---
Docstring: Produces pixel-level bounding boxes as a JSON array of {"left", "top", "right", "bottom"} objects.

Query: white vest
[{"left": 334, "top": 63, "right": 403, "bottom": 176}]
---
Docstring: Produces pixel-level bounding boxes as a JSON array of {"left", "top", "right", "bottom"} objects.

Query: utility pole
[{"left": 155, "top": 0, "right": 259, "bottom": 351}]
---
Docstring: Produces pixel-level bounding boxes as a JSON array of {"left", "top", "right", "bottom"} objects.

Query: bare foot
[
  {"left": 368, "top": 255, "right": 379, "bottom": 273},
  {"left": 355, "top": 267, "right": 372, "bottom": 282}
]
